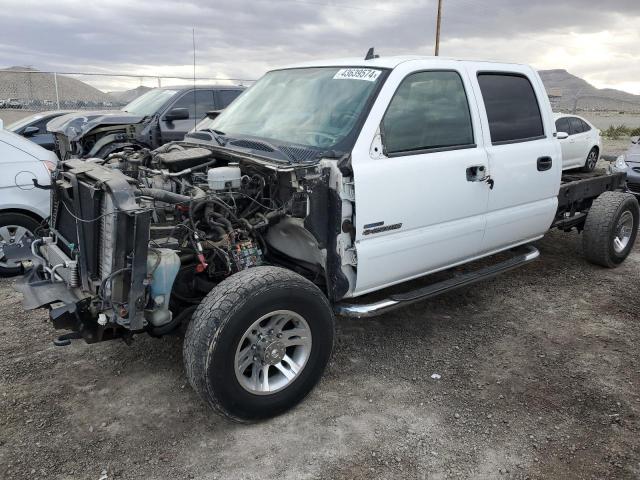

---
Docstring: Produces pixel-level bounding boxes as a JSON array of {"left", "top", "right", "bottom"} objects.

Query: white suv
[
  {"left": 554, "top": 113, "right": 602, "bottom": 171},
  {"left": 0, "top": 119, "right": 58, "bottom": 276}
]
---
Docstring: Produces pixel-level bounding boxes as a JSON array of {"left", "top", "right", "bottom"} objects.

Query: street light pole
[{"left": 434, "top": 0, "right": 443, "bottom": 56}]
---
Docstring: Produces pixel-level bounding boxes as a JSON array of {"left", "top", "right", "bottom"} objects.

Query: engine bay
[{"left": 23, "top": 141, "right": 355, "bottom": 342}]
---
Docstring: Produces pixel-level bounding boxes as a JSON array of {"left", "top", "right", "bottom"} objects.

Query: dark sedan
[{"left": 6, "top": 110, "right": 74, "bottom": 150}]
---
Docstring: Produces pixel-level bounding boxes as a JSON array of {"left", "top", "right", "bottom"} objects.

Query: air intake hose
[{"left": 137, "top": 188, "right": 191, "bottom": 204}]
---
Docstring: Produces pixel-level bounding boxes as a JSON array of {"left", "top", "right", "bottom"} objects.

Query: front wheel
[
  {"left": 0, "top": 213, "right": 40, "bottom": 277},
  {"left": 583, "top": 191, "right": 639, "bottom": 267},
  {"left": 183, "top": 266, "right": 335, "bottom": 422}
]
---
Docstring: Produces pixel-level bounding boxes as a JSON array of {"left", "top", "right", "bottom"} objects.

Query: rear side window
[
  {"left": 217, "top": 90, "right": 242, "bottom": 109},
  {"left": 555, "top": 117, "right": 570, "bottom": 135},
  {"left": 477, "top": 73, "right": 544, "bottom": 144},
  {"left": 382, "top": 70, "right": 474, "bottom": 155},
  {"left": 579, "top": 119, "right": 591, "bottom": 132},
  {"left": 569, "top": 117, "right": 584, "bottom": 135}
]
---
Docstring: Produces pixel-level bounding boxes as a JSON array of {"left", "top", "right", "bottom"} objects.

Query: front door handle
[
  {"left": 466, "top": 165, "right": 487, "bottom": 182},
  {"left": 537, "top": 156, "right": 552, "bottom": 171}
]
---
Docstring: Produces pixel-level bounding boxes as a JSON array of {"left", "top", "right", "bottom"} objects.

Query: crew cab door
[
  {"left": 159, "top": 89, "right": 216, "bottom": 142},
  {"left": 351, "top": 63, "right": 490, "bottom": 295},
  {"left": 467, "top": 67, "right": 561, "bottom": 253}
]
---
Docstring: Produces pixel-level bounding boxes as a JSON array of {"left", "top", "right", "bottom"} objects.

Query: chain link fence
[{"left": 0, "top": 69, "right": 255, "bottom": 125}]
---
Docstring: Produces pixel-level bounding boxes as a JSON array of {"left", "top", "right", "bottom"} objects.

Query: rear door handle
[{"left": 537, "top": 156, "right": 552, "bottom": 172}]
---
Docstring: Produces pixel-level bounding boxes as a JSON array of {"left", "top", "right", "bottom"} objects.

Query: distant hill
[
  {"left": 108, "top": 85, "right": 152, "bottom": 104},
  {"left": 539, "top": 69, "right": 640, "bottom": 113},
  {"left": 0, "top": 66, "right": 114, "bottom": 106}
]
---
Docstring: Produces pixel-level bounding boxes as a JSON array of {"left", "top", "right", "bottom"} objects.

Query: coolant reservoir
[
  {"left": 208, "top": 165, "right": 241, "bottom": 191},
  {"left": 145, "top": 248, "right": 181, "bottom": 326}
]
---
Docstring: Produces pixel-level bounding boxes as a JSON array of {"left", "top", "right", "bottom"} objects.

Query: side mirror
[
  {"left": 205, "top": 110, "right": 223, "bottom": 120},
  {"left": 631, "top": 136, "right": 639, "bottom": 144},
  {"left": 23, "top": 125, "right": 40, "bottom": 136},
  {"left": 164, "top": 107, "right": 190, "bottom": 122},
  {"left": 556, "top": 131, "right": 569, "bottom": 140}
]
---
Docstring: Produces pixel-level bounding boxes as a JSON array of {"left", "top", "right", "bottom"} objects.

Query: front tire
[
  {"left": 583, "top": 192, "right": 639, "bottom": 267},
  {"left": 183, "top": 266, "right": 334, "bottom": 422},
  {"left": 0, "top": 212, "right": 40, "bottom": 277}
]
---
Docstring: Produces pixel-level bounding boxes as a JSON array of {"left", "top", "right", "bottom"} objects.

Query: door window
[
  {"left": 170, "top": 90, "right": 216, "bottom": 119},
  {"left": 477, "top": 73, "right": 544, "bottom": 144},
  {"left": 381, "top": 70, "right": 474, "bottom": 155},
  {"left": 555, "top": 117, "right": 571, "bottom": 135},
  {"left": 568, "top": 117, "right": 584, "bottom": 135},
  {"left": 217, "top": 89, "right": 242, "bottom": 109},
  {"left": 579, "top": 119, "right": 591, "bottom": 132}
]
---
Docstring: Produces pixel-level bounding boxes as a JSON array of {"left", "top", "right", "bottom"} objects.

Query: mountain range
[{"left": 1, "top": 66, "right": 640, "bottom": 113}]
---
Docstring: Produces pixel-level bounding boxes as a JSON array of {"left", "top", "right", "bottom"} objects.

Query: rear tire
[
  {"left": 183, "top": 266, "right": 334, "bottom": 422},
  {"left": 0, "top": 213, "right": 40, "bottom": 277},
  {"left": 583, "top": 191, "right": 639, "bottom": 267},
  {"left": 581, "top": 147, "right": 599, "bottom": 173}
]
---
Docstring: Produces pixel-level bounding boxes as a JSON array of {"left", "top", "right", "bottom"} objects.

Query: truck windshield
[
  {"left": 123, "top": 88, "right": 179, "bottom": 116},
  {"left": 201, "top": 67, "right": 384, "bottom": 152}
]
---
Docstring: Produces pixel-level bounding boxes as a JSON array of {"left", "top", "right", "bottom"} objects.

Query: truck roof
[{"left": 280, "top": 55, "right": 529, "bottom": 71}]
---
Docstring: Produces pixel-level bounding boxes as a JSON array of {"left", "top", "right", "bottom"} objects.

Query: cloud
[{"left": 0, "top": 0, "right": 638, "bottom": 94}]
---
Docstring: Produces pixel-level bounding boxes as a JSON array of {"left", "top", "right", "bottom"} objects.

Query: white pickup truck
[{"left": 18, "top": 54, "right": 638, "bottom": 422}]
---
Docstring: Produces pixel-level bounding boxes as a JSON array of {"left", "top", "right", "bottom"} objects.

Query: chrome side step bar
[{"left": 334, "top": 244, "right": 540, "bottom": 319}]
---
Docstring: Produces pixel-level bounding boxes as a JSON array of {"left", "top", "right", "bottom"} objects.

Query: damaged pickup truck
[
  {"left": 47, "top": 85, "right": 244, "bottom": 159},
  {"left": 18, "top": 55, "right": 638, "bottom": 422}
]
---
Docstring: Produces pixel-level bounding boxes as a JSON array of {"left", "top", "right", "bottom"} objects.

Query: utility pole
[{"left": 434, "top": 0, "right": 443, "bottom": 56}]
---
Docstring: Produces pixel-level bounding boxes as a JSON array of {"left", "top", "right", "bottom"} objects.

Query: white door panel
[
  {"left": 466, "top": 66, "right": 562, "bottom": 252},
  {"left": 483, "top": 197, "right": 557, "bottom": 251},
  {"left": 352, "top": 149, "right": 489, "bottom": 294},
  {"left": 350, "top": 60, "right": 490, "bottom": 296}
]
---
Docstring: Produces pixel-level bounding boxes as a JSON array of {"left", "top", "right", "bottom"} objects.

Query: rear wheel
[
  {"left": 183, "top": 266, "right": 334, "bottom": 422},
  {"left": 581, "top": 147, "right": 599, "bottom": 172},
  {"left": 583, "top": 192, "right": 639, "bottom": 267},
  {"left": 0, "top": 213, "right": 40, "bottom": 277}
]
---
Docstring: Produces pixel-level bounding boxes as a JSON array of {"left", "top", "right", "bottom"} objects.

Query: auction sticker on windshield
[{"left": 333, "top": 68, "right": 381, "bottom": 82}]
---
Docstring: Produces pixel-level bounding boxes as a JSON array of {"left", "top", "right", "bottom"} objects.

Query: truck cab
[{"left": 328, "top": 57, "right": 562, "bottom": 294}]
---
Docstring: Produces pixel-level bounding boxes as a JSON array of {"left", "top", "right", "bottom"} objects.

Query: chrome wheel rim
[
  {"left": 613, "top": 211, "right": 634, "bottom": 254},
  {"left": 0, "top": 225, "right": 34, "bottom": 268},
  {"left": 234, "top": 310, "right": 312, "bottom": 395},
  {"left": 587, "top": 150, "right": 598, "bottom": 170}
]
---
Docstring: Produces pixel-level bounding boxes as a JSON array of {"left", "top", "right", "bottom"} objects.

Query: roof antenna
[
  {"left": 364, "top": 47, "right": 379, "bottom": 60},
  {"left": 192, "top": 28, "right": 197, "bottom": 131}
]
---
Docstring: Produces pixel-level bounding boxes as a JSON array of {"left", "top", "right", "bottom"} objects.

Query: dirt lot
[{"left": 1, "top": 142, "right": 639, "bottom": 480}]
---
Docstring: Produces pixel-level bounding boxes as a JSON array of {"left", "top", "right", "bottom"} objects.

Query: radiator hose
[{"left": 137, "top": 188, "right": 191, "bottom": 204}]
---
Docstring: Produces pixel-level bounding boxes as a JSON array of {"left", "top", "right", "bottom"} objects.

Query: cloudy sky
[{"left": 0, "top": 0, "right": 639, "bottom": 93}]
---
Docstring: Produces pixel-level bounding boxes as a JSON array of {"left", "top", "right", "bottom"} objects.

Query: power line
[{"left": 2, "top": 69, "right": 256, "bottom": 83}]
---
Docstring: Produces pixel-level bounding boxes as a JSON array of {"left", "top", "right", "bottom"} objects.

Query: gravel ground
[{"left": 1, "top": 140, "right": 639, "bottom": 479}]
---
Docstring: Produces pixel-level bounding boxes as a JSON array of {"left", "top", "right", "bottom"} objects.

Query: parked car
[
  {"left": 554, "top": 113, "right": 602, "bottom": 172},
  {"left": 0, "top": 118, "right": 58, "bottom": 276},
  {"left": 619, "top": 137, "right": 640, "bottom": 195},
  {"left": 0, "top": 98, "right": 23, "bottom": 109},
  {"left": 6, "top": 110, "right": 74, "bottom": 150},
  {"left": 18, "top": 56, "right": 637, "bottom": 421},
  {"left": 47, "top": 85, "right": 245, "bottom": 159}
]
